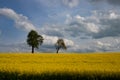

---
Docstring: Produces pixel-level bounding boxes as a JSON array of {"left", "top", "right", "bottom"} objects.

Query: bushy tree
[
  {"left": 27, "top": 30, "right": 44, "bottom": 53},
  {"left": 55, "top": 39, "right": 67, "bottom": 53}
]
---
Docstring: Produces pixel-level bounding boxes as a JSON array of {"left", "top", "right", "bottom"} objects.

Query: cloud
[
  {"left": 35, "top": 0, "right": 61, "bottom": 7},
  {"left": 1, "top": 37, "right": 120, "bottom": 52},
  {"left": 40, "top": 35, "right": 74, "bottom": 52},
  {"left": 0, "top": 43, "right": 30, "bottom": 52},
  {"left": 39, "top": 24, "right": 64, "bottom": 37},
  {"left": 35, "top": 0, "right": 80, "bottom": 8},
  {"left": 65, "top": 10, "right": 120, "bottom": 38},
  {"left": 92, "top": 11, "right": 120, "bottom": 38},
  {"left": 96, "top": 41, "right": 111, "bottom": 49},
  {"left": 71, "top": 37, "right": 120, "bottom": 52},
  {"left": 89, "top": 0, "right": 120, "bottom": 6},
  {"left": 35, "top": 10, "right": 120, "bottom": 52},
  {"left": 0, "top": 34, "right": 74, "bottom": 52},
  {"left": 62, "top": 0, "right": 79, "bottom": 8},
  {"left": 93, "top": 37, "right": 120, "bottom": 51},
  {"left": 42, "top": 34, "right": 74, "bottom": 47},
  {"left": 0, "top": 8, "right": 36, "bottom": 31},
  {"left": 64, "top": 14, "right": 100, "bottom": 39}
]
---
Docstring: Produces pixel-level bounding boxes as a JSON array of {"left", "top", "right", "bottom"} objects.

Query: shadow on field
[{"left": 0, "top": 71, "right": 120, "bottom": 80}]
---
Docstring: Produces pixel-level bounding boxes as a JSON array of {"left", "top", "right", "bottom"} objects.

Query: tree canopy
[
  {"left": 27, "top": 30, "right": 44, "bottom": 53},
  {"left": 55, "top": 39, "right": 67, "bottom": 53}
]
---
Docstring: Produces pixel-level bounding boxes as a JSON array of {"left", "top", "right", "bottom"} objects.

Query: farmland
[{"left": 0, "top": 52, "right": 120, "bottom": 80}]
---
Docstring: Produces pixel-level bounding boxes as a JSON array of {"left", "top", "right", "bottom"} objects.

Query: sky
[{"left": 0, "top": 0, "right": 120, "bottom": 52}]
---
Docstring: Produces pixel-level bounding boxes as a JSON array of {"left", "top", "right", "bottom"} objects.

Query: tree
[
  {"left": 27, "top": 30, "right": 44, "bottom": 53},
  {"left": 55, "top": 39, "right": 67, "bottom": 53}
]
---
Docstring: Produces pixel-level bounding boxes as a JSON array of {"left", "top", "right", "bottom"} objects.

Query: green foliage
[
  {"left": 55, "top": 39, "right": 67, "bottom": 53},
  {"left": 27, "top": 30, "right": 44, "bottom": 53},
  {"left": 0, "top": 71, "right": 120, "bottom": 80},
  {"left": 27, "top": 30, "right": 43, "bottom": 48}
]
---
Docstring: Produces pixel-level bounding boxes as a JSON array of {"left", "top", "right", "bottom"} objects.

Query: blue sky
[{"left": 0, "top": 0, "right": 120, "bottom": 52}]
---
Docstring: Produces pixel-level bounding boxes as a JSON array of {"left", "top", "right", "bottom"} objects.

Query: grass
[{"left": 0, "top": 52, "right": 120, "bottom": 80}]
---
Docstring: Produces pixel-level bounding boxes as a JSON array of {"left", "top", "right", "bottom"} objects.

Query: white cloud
[
  {"left": 94, "top": 11, "right": 120, "bottom": 38},
  {"left": 42, "top": 34, "right": 74, "bottom": 47},
  {"left": 96, "top": 41, "right": 111, "bottom": 48},
  {"left": 85, "top": 23, "right": 99, "bottom": 33},
  {"left": 65, "top": 10, "right": 120, "bottom": 38},
  {"left": 75, "top": 15, "right": 85, "bottom": 20},
  {"left": 0, "top": 8, "right": 36, "bottom": 31},
  {"left": 109, "top": 12, "right": 118, "bottom": 19},
  {"left": 64, "top": 38, "right": 74, "bottom": 47},
  {"left": 42, "top": 35, "right": 58, "bottom": 45},
  {"left": 65, "top": 14, "right": 100, "bottom": 37},
  {"left": 70, "top": 37, "right": 120, "bottom": 52},
  {"left": 62, "top": 0, "right": 79, "bottom": 8}
]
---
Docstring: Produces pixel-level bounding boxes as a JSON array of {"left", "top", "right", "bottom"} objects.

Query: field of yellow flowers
[{"left": 0, "top": 52, "right": 120, "bottom": 80}]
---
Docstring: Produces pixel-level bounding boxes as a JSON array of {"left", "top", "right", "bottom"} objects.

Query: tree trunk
[
  {"left": 56, "top": 48, "right": 59, "bottom": 53},
  {"left": 32, "top": 46, "right": 34, "bottom": 53}
]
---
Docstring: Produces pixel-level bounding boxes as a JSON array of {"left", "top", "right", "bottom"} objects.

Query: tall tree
[
  {"left": 55, "top": 39, "right": 67, "bottom": 53},
  {"left": 27, "top": 30, "right": 44, "bottom": 53}
]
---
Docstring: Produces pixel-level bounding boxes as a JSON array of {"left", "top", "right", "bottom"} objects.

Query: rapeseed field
[{"left": 0, "top": 52, "right": 120, "bottom": 80}]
